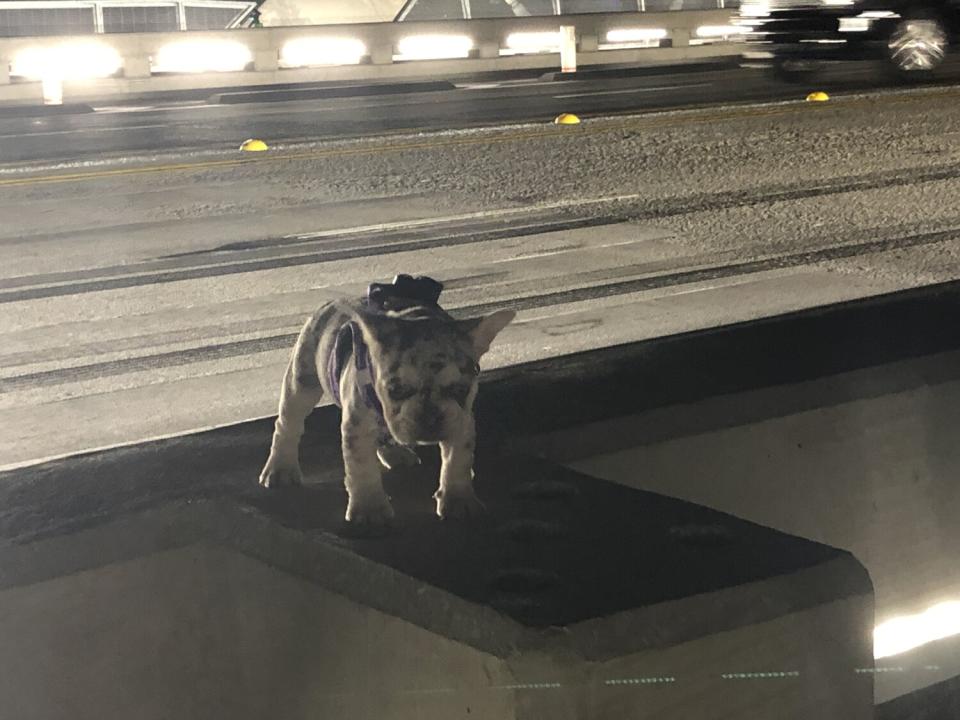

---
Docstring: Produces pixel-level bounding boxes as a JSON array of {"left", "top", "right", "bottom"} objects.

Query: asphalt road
[
  {"left": 5, "top": 74, "right": 960, "bottom": 466},
  {"left": 3, "top": 59, "right": 959, "bottom": 165}
]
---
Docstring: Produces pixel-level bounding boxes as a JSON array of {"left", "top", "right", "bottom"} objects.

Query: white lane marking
[
  {"left": 235, "top": 89, "right": 497, "bottom": 117},
  {"left": 290, "top": 194, "right": 647, "bottom": 240},
  {"left": 92, "top": 105, "right": 157, "bottom": 113},
  {"left": 0, "top": 123, "right": 168, "bottom": 139},
  {"left": 458, "top": 80, "right": 580, "bottom": 90},
  {"left": 458, "top": 83, "right": 506, "bottom": 90},
  {"left": 489, "top": 237, "right": 644, "bottom": 263},
  {"left": 89, "top": 96, "right": 443, "bottom": 122},
  {"left": 554, "top": 82, "right": 711, "bottom": 99},
  {"left": 94, "top": 104, "right": 220, "bottom": 114}
]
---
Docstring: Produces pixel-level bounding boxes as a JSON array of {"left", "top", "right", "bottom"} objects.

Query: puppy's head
[{"left": 356, "top": 309, "right": 514, "bottom": 445}]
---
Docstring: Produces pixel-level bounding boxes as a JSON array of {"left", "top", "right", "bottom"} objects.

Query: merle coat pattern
[{"left": 259, "top": 293, "right": 514, "bottom": 524}]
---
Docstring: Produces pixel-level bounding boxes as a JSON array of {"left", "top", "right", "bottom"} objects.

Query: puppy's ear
[{"left": 458, "top": 310, "right": 515, "bottom": 359}]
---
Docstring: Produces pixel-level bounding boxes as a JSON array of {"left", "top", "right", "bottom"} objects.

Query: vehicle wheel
[
  {"left": 886, "top": 12, "right": 948, "bottom": 80},
  {"left": 772, "top": 57, "right": 822, "bottom": 83}
]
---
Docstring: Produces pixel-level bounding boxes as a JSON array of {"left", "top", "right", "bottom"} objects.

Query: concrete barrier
[
  {"left": 0, "top": 10, "right": 742, "bottom": 104},
  {"left": 507, "top": 282, "right": 960, "bottom": 705},
  {"left": 0, "top": 455, "right": 873, "bottom": 720}
]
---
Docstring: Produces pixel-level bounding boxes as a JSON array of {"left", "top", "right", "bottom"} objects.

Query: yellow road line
[{"left": 1, "top": 87, "right": 957, "bottom": 189}]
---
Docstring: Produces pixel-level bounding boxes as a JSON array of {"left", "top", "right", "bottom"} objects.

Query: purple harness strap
[
  {"left": 328, "top": 321, "right": 385, "bottom": 423},
  {"left": 327, "top": 276, "right": 442, "bottom": 438}
]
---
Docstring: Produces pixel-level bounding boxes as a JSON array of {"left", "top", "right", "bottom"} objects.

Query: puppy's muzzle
[{"left": 411, "top": 404, "right": 445, "bottom": 443}]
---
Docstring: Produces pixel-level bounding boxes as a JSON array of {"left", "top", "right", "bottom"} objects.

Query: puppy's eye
[
  {"left": 386, "top": 380, "right": 415, "bottom": 402},
  {"left": 443, "top": 383, "right": 472, "bottom": 406}
]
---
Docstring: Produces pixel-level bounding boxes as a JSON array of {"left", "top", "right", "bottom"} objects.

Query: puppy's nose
[
  {"left": 417, "top": 405, "right": 442, "bottom": 434},
  {"left": 420, "top": 413, "right": 441, "bottom": 432}
]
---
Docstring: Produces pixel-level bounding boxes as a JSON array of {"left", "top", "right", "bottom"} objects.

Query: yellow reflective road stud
[
  {"left": 554, "top": 113, "right": 581, "bottom": 125},
  {"left": 240, "top": 138, "right": 269, "bottom": 152}
]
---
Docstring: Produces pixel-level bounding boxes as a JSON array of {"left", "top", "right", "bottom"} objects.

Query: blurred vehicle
[{"left": 737, "top": 0, "right": 959, "bottom": 80}]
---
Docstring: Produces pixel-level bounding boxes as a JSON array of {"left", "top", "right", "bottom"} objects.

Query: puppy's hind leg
[{"left": 260, "top": 325, "right": 324, "bottom": 488}]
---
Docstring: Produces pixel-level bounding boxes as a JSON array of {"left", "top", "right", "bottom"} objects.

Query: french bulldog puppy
[{"left": 259, "top": 275, "right": 514, "bottom": 525}]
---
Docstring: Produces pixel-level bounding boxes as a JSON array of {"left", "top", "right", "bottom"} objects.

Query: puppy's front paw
[
  {"left": 345, "top": 493, "right": 396, "bottom": 526},
  {"left": 259, "top": 457, "right": 302, "bottom": 488},
  {"left": 434, "top": 488, "right": 485, "bottom": 520}
]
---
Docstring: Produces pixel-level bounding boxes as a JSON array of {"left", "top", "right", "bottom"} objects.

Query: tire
[{"left": 886, "top": 11, "right": 948, "bottom": 80}]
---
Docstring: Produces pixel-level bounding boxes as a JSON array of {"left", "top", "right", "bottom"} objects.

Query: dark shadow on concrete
[{"left": 878, "top": 673, "right": 960, "bottom": 720}]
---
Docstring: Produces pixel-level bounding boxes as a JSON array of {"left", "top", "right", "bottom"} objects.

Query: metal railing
[
  {"left": 0, "top": 0, "right": 257, "bottom": 36},
  {"left": 395, "top": 0, "right": 740, "bottom": 22}
]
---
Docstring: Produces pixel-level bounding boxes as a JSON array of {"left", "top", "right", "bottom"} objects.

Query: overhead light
[
  {"left": 504, "top": 31, "right": 561, "bottom": 53},
  {"left": 395, "top": 34, "right": 473, "bottom": 60},
  {"left": 280, "top": 37, "right": 366, "bottom": 67},
  {"left": 605, "top": 28, "right": 668, "bottom": 44},
  {"left": 152, "top": 40, "right": 253, "bottom": 74},
  {"left": 10, "top": 42, "right": 121, "bottom": 80},
  {"left": 874, "top": 600, "right": 960, "bottom": 659}
]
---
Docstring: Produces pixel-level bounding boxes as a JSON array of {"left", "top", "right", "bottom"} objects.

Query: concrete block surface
[{"left": 0, "top": 454, "right": 874, "bottom": 720}]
